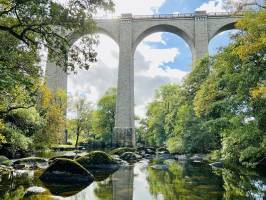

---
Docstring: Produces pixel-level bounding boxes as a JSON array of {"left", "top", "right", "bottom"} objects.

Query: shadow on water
[{"left": 0, "top": 157, "right": 265, "bottom": 200}]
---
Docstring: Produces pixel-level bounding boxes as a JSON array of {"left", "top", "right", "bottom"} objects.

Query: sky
[{"left": 67, "top": 0, "right": 239, "bottom": 119}]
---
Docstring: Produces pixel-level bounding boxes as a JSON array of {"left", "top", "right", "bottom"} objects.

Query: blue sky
[
  {"left": 68, "top": 0, "right": 238, "bottom": 118},
  {"left": 159, "top": 0, "right": 210, "bottom": 13},
  {"left": 142, "top": 0, "right": 236, "bottom": 72}
]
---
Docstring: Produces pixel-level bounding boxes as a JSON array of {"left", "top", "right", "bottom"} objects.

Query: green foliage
[
  {"left": 76, "top": 151, "right": 117, "bottom": 167},
  {"left": 2, "top": 186, "right": 25, "bottom": 200},
  {"left": 0, "top": 0, "right": 114, "bottom": 155},
  {"left": 141, "top": 83, "right": 181, "bottom": 147},
  {"left": 110, "top": 147, "right": 136, "bottom": 155},
  {"left": 140, "top": 77, "right": 217, "bottom": 154},
  {"left": 6, "top": 108, "right": 43, "bottom": 137},
  {"left": 0, "top": 155, "right": 11, "bottom": 166},
  {"left": 0, "top": 0, "right": 114, "bottom": 71},
  {"left": 34, "top": 88, "right": 67, "bottom": 147},
  {"left": 67, "top": 97, "right": 93, "bottom": 147},
  {"left": 221, "top": 118, "right": 265, "bottom": 167},
  {"left": 192, "top": 9, "right": 266, "bottom": 167},
  {"left": 92, "top": 88, "right": 116, "bottom": 145},
  {"left": 205, "top": 150, "right": 222, "bottom": 162},
  {"left": 3, "top": 125, "right": 32, "bottom": 153},
  {"left": 139, "top": 9, "right": 266, "bottom": 167}
]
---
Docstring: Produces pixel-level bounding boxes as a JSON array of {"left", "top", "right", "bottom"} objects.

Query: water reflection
[
  {"left": 222, "top": 168, "right": 266, "bottom": 200},
  {"left": 1, "top": 159, "right": 265, "bottom": 200},
  {"left": 69, "top": 165, "right": 134, "bottom": 200},
  {"left": 146, "top": 160, "right": 224, "bottom": 200}
]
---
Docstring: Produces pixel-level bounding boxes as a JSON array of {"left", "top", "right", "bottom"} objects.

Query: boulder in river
[
  {"left": 151, "top": 164, "right": 169, "bottom": 170},
  {"left": 110, "top": 147, "right": 136, "bottom": 156},
  {"left": 40, "top": 158, "right": 94, "bottom": 184},
  {"left": 48, "top": 155, "right": 81, "bottom": 165},
  {"left": 0, "top": 155, "right": 11, "bottom": 166},
  {"left": 13, "top": 157, "right": 48, "bottom": 169},
  {"left": 76, "top": 151, "right": 120, "bottom": 171},
  {"left": 209, "top": 162, "right": 224, "bottom": 169},
  {"left": 120, "top": 152, "right": 141, "bottom": 163},
  {"left": 176, "top": 154, "right": 188, "bottom": 161},
  {"left": 157, "top": 147, "right": 170, "bottom": 154},
  {"left": 190, "top": 154, "right": 205, "bottom": 163},
  {"left": 137, "top": 147, "right": 156, "bottom": 156},
  {"left": 24, "top": 186, "right": 48, "bottom": 198}
]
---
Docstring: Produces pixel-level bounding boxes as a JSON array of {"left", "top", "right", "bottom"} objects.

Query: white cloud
[
  {"left": 196, "top": 0, "right": 226, "bottom": 13},
  {"left": 68, "top": 35, "right": 119, "bottom": 115},
  {"left": 55, "top": 0, "right": 166, "bottom": 17},
  {"left": 95, "top": 0, "right": 167, "bottom": 17},
  {"left": 112, "top": 0, "right": 166, "bottom": 15},
  {"left": 143, "top": 32, "right": 166, "bottom": 45},
  {"left": 133, "top": 34, "right": 188, "bottom": 118},
  {"left": 136, "top": 41, "right": 180, "bottom": 73},
  {"left": 68, "top": 33, "right": 188, "bottom": 119}
]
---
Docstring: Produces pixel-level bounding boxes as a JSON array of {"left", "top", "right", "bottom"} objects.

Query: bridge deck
[{"left": 94, "top": 11, "right": 247, "bottom": 20}]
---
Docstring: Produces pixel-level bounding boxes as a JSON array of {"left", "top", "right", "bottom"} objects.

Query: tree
[
  {"left": 141, "top": 84, "right": 181, "bottom": 147},
  {"left": 193, "top": 9, "right": 266, "bottom": 166},
  {"left": 70, "top": 97, "right": 93, "bottom": 148},
  {"left": 92, "top": 88, "right": 116, "bottom": 145},
  {"left": 0, "top": 0, "right": 114, "bottom": 71},
  {"left": 0, "top": 0, "right": 115, "bottom": 154},
  {"left": 33, "top": 86, "right": 67, "bottom": 147},
  {"left": 0, "top": 31, "right": 40, "bottom": 118},
  {"left": 223, "top": 0, "right": 266, "bottom": 11}
]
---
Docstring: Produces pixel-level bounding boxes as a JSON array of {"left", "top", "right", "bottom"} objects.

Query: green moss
[
  {"left": 0, "top": 156, "right": 12, "bottom": 166},
  {"left": 43, "top": 158, "right": 89, "bottom": 175},
  {"left": 40, "top": 158, "right": 94, "bottom": 184},
  {"left": 120, "top": 152, "right": 139, "bottom": 162},
  {"left": 76, "top": 151, "right": 118, "bottom": 169},
  {"left": 48, "top": 155, "right": 79, "bottom": 163},
  {"left": 3, "top": 186, "right": 25, "bottom": 200},
  {"left": 110, "top": 147, "right": 136, "bottom": 155}
]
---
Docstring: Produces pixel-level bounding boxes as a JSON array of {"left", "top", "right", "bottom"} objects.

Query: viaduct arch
[{"left": 45, "top": 11, "right": 243, "bottom": 147}]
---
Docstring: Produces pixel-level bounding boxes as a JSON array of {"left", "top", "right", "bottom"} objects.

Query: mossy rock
[
  {"left": 48, "top": 155, "right": 81, "bottom": 165},
  {"left": 120, "top": 152, "right": 141, "bottom": 163},
  {"left": 110, "top": 147, "right": 136, "bottom": 156},
  {"left": 137, "top": 147, "right": 156, "bottom": 155},
  {"left": 40, "top": 158, "right": 94, "bottom": 184},
  {"left": 76, "top": 151, "right": 119, "bottom": 170},
  {"left": 0, "top": 155, "right": 12, "bottom": 166},
  {"left": 23, "top": 186, "right": 49, "bottom": 199},
  {"left": 0, "top": 165, "right": 13, "bottom": 175},
  {"left": 157, "top": 147, "right": 170, "bottom": 154}
]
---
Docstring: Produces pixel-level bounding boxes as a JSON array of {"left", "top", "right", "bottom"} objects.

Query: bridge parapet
[{"left": 93, "top": 11, "right": 248, "bottom": 20}]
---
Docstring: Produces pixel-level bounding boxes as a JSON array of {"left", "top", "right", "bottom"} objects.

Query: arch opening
[
  {"left": 133, "top": 31, "right": 192, "bottom": 121},
  {"left": 209, "top": 21, "right": 239, "bottom": 42},
  {"left": 67, "top": 33, "right": 119, "bottom": 118},
  {"left": 209, "top": 29, "right": 240, "bottom": 55},
  {"left": 133, "top": 24, "right": 194, "bottom": 55}
]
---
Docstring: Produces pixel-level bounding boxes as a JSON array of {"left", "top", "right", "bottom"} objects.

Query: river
[{"left": 0, "top": 152, "right": 265, "bottom": 200}]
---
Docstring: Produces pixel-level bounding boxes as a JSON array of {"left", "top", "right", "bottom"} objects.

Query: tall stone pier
[
  {"left": 113, "top": 14, "right": 135, "bottom": 147},
  {"left": 45, "top": 11, "right": 242, "bottom": 147}
]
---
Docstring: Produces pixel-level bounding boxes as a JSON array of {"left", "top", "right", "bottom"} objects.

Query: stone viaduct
[{"left": 45, "top": 11, "right": 243, "bottom": 147}]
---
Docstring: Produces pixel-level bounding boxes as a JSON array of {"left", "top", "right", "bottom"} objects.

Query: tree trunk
[{"left": 75, "top": 126, "right": 80, "bottom": 150}]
